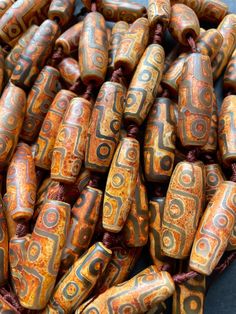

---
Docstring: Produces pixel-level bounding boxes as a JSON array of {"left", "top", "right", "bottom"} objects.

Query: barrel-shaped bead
[
  {"left": 197, "top": 29, "right": 223, "bottom": 61},
  {"left": 0, "top": 0, "right": 14, "bottom": 18},
  {"left": 190, "top": 181, "right": 236, "bottom": 275},
  {"left": 58, "top": 58, "right": 81, "bottom": 86},
  {"left": 148, "top": 0, "right": 170, "bottom": 31},
  {"left": 224, "top": 48, "right": 236, "bottom": 94},
  {"left": 48, "top": 0, "right": 75, "bottom": 26},
  {"left": 205, "top": 163, "right": 225, "bottom": 204},
  {"left": 2, "top": 194, "right": 17, "bottom": 239},
  {"left": 0, "top": 202, "right": 8, "bottom": 286}
]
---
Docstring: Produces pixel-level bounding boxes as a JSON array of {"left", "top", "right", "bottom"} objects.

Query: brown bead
[
  {"left": 114, "top": 17, "right": 149, "bottom": 75},
  {"left": 190, "top": 181, "right": 236, "bottom": 275},
  {"left": 7, "top": 143, "right": 36, "bottom": 222},
  {"left": 0, "top": 0, "right": 14, "bottom": 18},
  {"left": 218, "top": 95, "right": 236, "bottom": 167},
  {"left": 96, "top": 0, "right": 146, "bottom": 23},
  {"left": 20, "top": 66, "right": 60, "bottom": 142},
  {"left": 58, "top": 57, "right": 80, "bottom": 86},
  {"left": 103, "top": 137, "right": 140, "bottom": 233},
  {"left": 212, "top": 14, "right": 236, "bottom": 81},
  {"left": 0, "top": 47, "right": 4, "bottom": 94},
  {"left": 11, "top": 19, "right": 59, "bottom": 89},
  {"left": 85, "top": 82, "right": 125, "bottom": 173},
  {"left": 79, "top": 12, "right": 108, "bottom": 86},
  {"left": 0, "top": 83, "right": 26, "bottom": 167},
  {"left": 224, "top": 48, "right": 236, "bottom": 94},
  {"left": 147, "top": 0, "right": 171, "bottom": 30},
  {"left": 81, "top": 0, "right": 91, "bottom": 10},
  {"left": 51, "top": 97, "right": 92, "bottom": 183},
  {"left": 48, "top": 0, "right": 75, "bottom": 26},
  {"left": 197, "top": 28, "right": 223, "bottom": 61},
  {"left": 205, "top": 163, "right": 225, "bottom": 204},
  {"left": 162, "top": 161, "right": 205, "bottom": 259},
  {"left": 144, "top": 97, "right": 177, "bottom": 183},
  {"left": 18, "top": 199, "right": 70, "bottom": 310},
  {"left": 178, "top": 53, "right": 213, "bottom": 147},
  {"left": 124, "top": 44, "right": 165, "bottom": 126},
  {"left": 2, "top": 194, "right": 17, "bottom": 239},
  {"left": 0, "top": 198, "right": 8, "bottom": 286},
  {"left": 34, "top": 89, "right": 76, "bottom": 170}
]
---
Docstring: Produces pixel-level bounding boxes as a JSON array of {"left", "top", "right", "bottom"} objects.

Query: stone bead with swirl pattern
[
  {"left": 224, "top": 48, "right": 236, "bottom": 94},
  {"left": 148, "top": 0, "right": 171, "bottom": 30},
  {"left": 58, "top": 58, "right": 81, "bottom": 87},
  {"left": 0, "top": 202, "right": 8, "bottom": 286},
  {"left": 0, "top": 0, "right": 14, "bottom": 18},
  {"left": 48, "top": 0, "right": 75, "bottom": 27},
  {"left": 205, "top": 163, "right": 225, "bottom": 204}
]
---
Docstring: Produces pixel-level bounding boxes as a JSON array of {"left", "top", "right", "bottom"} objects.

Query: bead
[
  {"left": 79, "top": 12, "right": 108, "bottom": 86},
  {"left": 114, "top": 17, "right": 149, "bottom": 74},
  {"left": 190, "top": 181, "right": 236, "bottom": 275},
  {"left": 7, "top": 143, "right": 36, "bottom": 222},
  {"left": 196, "top": 28, "right": 223, "bottom": 61},
  {"left": 11, "top": 19, "right": 59, "bottom": 89},
  {"left": 227, "top": 224, "right": 236, "bottom": 251},
  {"left": 2, "top": 194, "right": 17, "bottom": 239},
  {"left": 123, "top": 169, "right": 149, "bottom": 247},
  {"left": 169, "top": 4, "right": 200, "bottom": 46},
  {"left": 218, "top": 95, "right": 236, "bottom": 167},
  {"left": 163, "top": 44, "right": 181, "bottom": 74},
  {"left": 19, "top": 199, "right": 70, "bottom": 310},
  {"left": 5, "top": 25, "right": 39, "bottom": 82},
  {"left": 205, "top": 163, "right": 225, "bottom": 204},
  {"left": 96, "top": 0, "right": 146, "bottom": 23},
  {"left": 0, "top": 199, "right": 8, "bottom": 286},
  {"left": 60, "top": 186, "right": 103, "bottom": 270},
  {"left": 178, "top": 53, "right": 213, "bottom": 147},
  {"left": 34, "top": 89, "right": 76, "bottom": 170},
  {"left": 144, "top": 97, "right": 177, "bottom": 183},
  {"left": 224, "top": 48, "right": 236, "bottom": 94},
  {"left": 48, "top": 0, "right": 75, "bottom": 26},
  {"left": 146, "top": 302, "right": 167, "bottom": 314},
  {"left": 20, "top": 66, "right": 60, "bottom": 142},
  {"left": 51, "top": 97, "right": 92, "bottom": 183},
  {"left": 0, "top": 47, "right": 4, "bottom": 94},
  {"left": 212, "top": 14, "right": 236, "bottom": 81},
  {"left": 56, "top": 21, "right": 83, "bottom": 55},
  {"left": 147, "top": 0, "right": 171, "bottom": 30},
  {"left": 103, "top": 137, "right": 140, "bottom": 233},
  {"left": 162, "top": 161, "right": 205, "bottom": 259},
  {"left": 85, "top": 82, "right": 125, "bottom": 173},
  {"left": 124, "top": 44, "right": 165, "bottom": 126},
  {"left": 0, "top": 83, "right": 26, "bottom": 167},
  {"left": 47, "top": 242, "right": 112, "bottom": 313},
  {"left": 58, "top": 58, "right": 80, "bottom": 86},
  {"left": 0, "top": 0, "right": 14, "bottom": 18}
]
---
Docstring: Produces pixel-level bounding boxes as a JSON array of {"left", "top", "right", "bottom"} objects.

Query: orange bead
[
  {"left": 58, "top": 57, "right": 80, "bottom": 86},
  {"left": 48, "top": 0, "right": 75, "bottom": 26},
  {"left": 224, "top": 48, "right": 236, "bottom": 94},
  {"left": 0, "top": 199, "right": 8, "bottom": 286},
  {"left": 0, "top": 0, "right": 14, "bottom": 18},
  {"left": 148, "top": 0, "right": 171, "bottom": 30},
  {"left": 2, "top": 194, "right": 17, "bottom": 239},
  {"left": 205, "top": 163, "right": 225, "bottom": 204}
]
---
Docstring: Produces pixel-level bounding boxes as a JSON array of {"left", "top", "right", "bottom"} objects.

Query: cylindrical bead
[
  {"left": 0, "top": 47, "right": 4, "bottom": 94},
  {"left": 144, "top": 97, "right": 177, "bottom": 183},
  {"left": 224, "top": 48, "right": 236, "bottom": 94},
  {"left": 96, "top": 0, "right": 146, "bottom": 23},
  {"left": 48, "top": 242, "right": 112, "bottom": 313},
  {"left": 178, "top": 53, "right": 213, "bottom": 147},
  {"left": 85, "top": 82, "right": 125, "bottom": 173},
  {"left": 7, "top": 143, "right": 36, "bottom": 222},
  {"left": 18, "top": 199, "right": 70, "bottom": 309},
  {"left": 0, "top": 83, "right": 26, "bottom": 166},
  {"left": 190, "top": 181, "right": 236, "bottom": 275},
  {"left": 114, "top": 17, "right": 149, "bottom": 74},
  {"left": 218, "top": 95, "right": 236, "bottom": 167},
  {"left": 51, "top": 97, "right": 92, "bottom": 183},
  {"left": 227, "top": 224, "right": 236, "bottom": 251},
  {"left": 60, "top": 186, "right": 103, "bottom": 270},
  {"left": 58, "top": 58, "right": 81, "bottom": 86},
  {"left": 2, "top": 194, "right": 17, "bottom": 239},
  {"left": 20, "top": 66, "right": 60, "bottom": 142},
  {"left": 79, "top": 12, "right": 108, "bottom": 86},
  {"left": 0, "top": 201, "right": 8, "bottom": 285},
  {"left": 11, "top": 19, "right": 59, "bottom": 89},
  {"left": 0, "top": 0, "right": 14, "bottom": 17},
  {"left": 124, "top": 44, "right": 164, "bottom": 126},
  {"left": 196, "top": 28, "right": 223, "bottom": 61},
  {"left": 48, "top": 0, "right": 75, "bottom": 26},
  {"left": 34, "top": 89, "right": 76, "bottom": 170},
  {"left": 103, "top": 137, "right": 140, "bottom": 233},
  {"left": 147, "top": 0, "right": 171, "bottom": 30},
  {"left": 161, "top": 161, "right": 205, "bottom": 259},
  {"left": 205, "top": 163, "right": 225, "bottom": 204}
]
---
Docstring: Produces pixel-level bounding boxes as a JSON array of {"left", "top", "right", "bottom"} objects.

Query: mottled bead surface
[
  {"left": 2, "top": 194, "right": 17, "bottom": 239},
  {"left": 0, "top": 0, "right": 14, "bottom": 18},
  {"left": 224, "top": 48, "right": 236, "bottom": 94},
  {"left": 0, "top": 200, "right": 8, "bottom": 286},
  {"left": 197, "top": 29, "right": 223, "bottom": 61},
  {"left": 48, "top": 0, "right": 75, "bottom": 26},
  {"left": 58, "top": 58, "right": 80, "bottom": 86},
  {"left": 205, "top": 163, "right": 225, "bottom": 204},
  {"left": 227, "top": 223, "right": 236, "bottom": 251},
  {"left": 148, "top": 0, "right": 171, "bottom": 30}
]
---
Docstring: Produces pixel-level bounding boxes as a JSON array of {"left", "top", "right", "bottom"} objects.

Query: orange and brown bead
[
  {"left": 224, "top": 48, "right": 236, "bottom": 94},
  {"left": 0, "top": 0, "right": 14, "bottom": 18},
  {"left": 58, "top": 58, "right": 81, "bottom": 87},
  {"left": 205, "top": 163, "right": 225, "bottom": 204},
  {"left": 0, "top": 198, "right": 8, "bottom": 286},
  {"left": 48, "top": 0, "right": 75, "bottom": 27},
  {"left": 148, "top": 0, "right": 171, "bottom": 31}
]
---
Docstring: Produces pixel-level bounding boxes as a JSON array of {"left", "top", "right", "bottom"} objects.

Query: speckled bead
[
  {"left": 2, "top": 194, "right": 17, "bottom": 239},
  {"left": 147, "top": 0, "right": 171, "bottom": 30},
  {"left": 224, "top": 48, "right": 236, "bottom": 94},
  {"left": 19, "top": 199, "right": 70, "bottom": 310},
  {"left": 79, "top": 12, "right": 108, "bottom": 86},
  {"left": 20, "top": 66, "right": 60, "bottom": 142},
  {"left": 58, "top": 58, "right": 81, "bottom": 86},
  {"left": 11, "top": 19, "right": 59, "bottom": 89},
  {"left": 51, "top": 97, "right": 92, "bottom": 183},
  {"left": 96, "top": 0, "right": 146, "bottom": 23},
  {"left": 0, "top": 0, "right": 14, "bottom": 17},
  {"left": 178, "top": 53, "right": 213, "bottom": 147},
  {"left": 114, "top": 17, "right": 149, "bottom": 74},
  {"left": 190, "top": 181, "right": 236, "bottom": 275},
  {"left": 144, "top": 97, "right": 177, "bottom": 183},
  {"left": 85, "top": 82, "right": 125, "bottom": 173},
  {"left": 218, "top": 95, "right": 236, "bottom": 167},
  {"left": 205, "top": 163, "right": 225, "bottom": 204},
  {"left": 212, "top": 14, "right": 236, "bottom": 81},
  {"left": 162, "top": 161, "right": 205, "bottom": 259},
  {"left": 7, "top": 143, "right": 36, "bottom": 222},
  {"left": 47, "top": 242, "right": 112, "bottom": 313},
  {"left": 0, "top": 200, "right": 8, "bottom": 286},
  {"left": 0, "top": 83, "right": 26, "bottom": 167},
  {"left": 34, "top": 89, "right": 76, "bottom": 170},
  {"left": 60, "top": 186, "right": 103, "bottom": 271},
  {"left": 197, "top": 29, "right": 223, "bottom": 61},
  {"left": 48, "top": 0, "right": 75, "bottom": 26},
  {"left": 103, "top": 137, "right": 140, "bottom": 233},
  {"left": 124, "top": 44, "right": 165, "bottom": 126}
]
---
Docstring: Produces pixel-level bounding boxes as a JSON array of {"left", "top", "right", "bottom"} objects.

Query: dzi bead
[
  {"left": 48, "top": 0, "right": 75, "bottom": 27},
  {"left": 205, "top": 163, "right": 225, "bottom": 204},
  {"left": 0, "top": 47, "right": 4, "bottom": 94},
  {"left": 224, "top": 48, "right": 236, "bottom": 94},
  {"left": 0, "top": 199, "right": 8, "bottom": 286},
  {"left": 58, "top": 58, "right": 81, "bottom": 86},
  {"left": 147, "top": 0, "right": 171, "bottom": 30},
  {"left": 0, "top": 0, "right": 14, "bottom": 18},
  {"left": 196, "top": 29, "right": 223, "bottom": 61},
  {"left": 2, "top": 194, "right": 17, "bottom": 239}
]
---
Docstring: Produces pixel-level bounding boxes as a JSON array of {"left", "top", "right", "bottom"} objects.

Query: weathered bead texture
[
  {"left": 48, "top": 0, "right": 75, "bottom": 26},
  {"left": 205, "top": 164, "right": 225, "bottom": 204},
  {"left": 58, "top": 58, "right": 81, "bottom": 86},
  {"left": 147, "top": 0, "right": 171, "bottom": 30},
  {"left": 224, "top": 48, "right": 236, "bottom": 94},
  {"left": 0, "top": 202, "right": 8, "bottom": 285}
]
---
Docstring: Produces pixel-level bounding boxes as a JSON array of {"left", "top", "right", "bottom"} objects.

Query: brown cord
[
  {"left": 173, "top": 270, "right": 199, "bottom": 284},
  {"left": 50, "top": 46, "right": 64, "bottom": 68},
  {"left": 69, "top": 79, "right": 82, "bottom": 94},
  {"left": 187, "top": 36, "right": 198, "bottom": 53},
  {"left": 160, "top": 263, "right": 172, "bottom": 272},
  {"left": 91, "top": 1, "right": 97, "bottom": 12},
  {"left": 88, "top": 174, "right": 101, "bottom": 189},
  {"left": 16, "top": 222, "right": 28, "bottom": 237},
  {"left": 153, "top": 23, "right": 163, "bottom": 45},
  {"left": 153, "top": 185, "right": 165, "bottom": 198},
  {"left": 110, "top": 67, "right": 124, "bottom": 84},
  {"left": 230, "top": 163, "right": 236, "bottom": 182},
  {"left": 2, "top": 44, "right": 11, "bottom": 56},
  {"left": 102, "top": 232, "right": 125, "bottom": 250},
  {"left": 202, "top": 153, "right": 215, "bottom": 165},
  {"left": 0, "top": 288, "right": 24, "bottom": 313},
  {"left": 82, "top": 84, "right": 94, "bottom": 101},
  {"left": 186, "top": 148, "right": 199, "bottom": 162},
  {"left": 47, "top": 182, "right": 65, "bottom": 202},
  {"left": 161, "top": 88, "right": 169, "bottom": 98},
  {"left": 127, "top": 124, "right": 139, "bottom": 139}
]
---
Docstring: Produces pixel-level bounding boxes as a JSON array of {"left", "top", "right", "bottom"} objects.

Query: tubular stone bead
[
  {"left": 0, "top": 200, "right": 8, "bottom": 286},
  {"left": 205, "top": 163, "right": 225, "bottom": 204},
  {"left": 58, "top": 58, "right": 81, "bottom": 87},
  {"left": 227, "top": 224, "right": 236, "bottom": 251},
  {"left": 196, "top": 28, "right": 223, "bottom": 61},
  {"left": 48, "top": 0, "right": 75, "bottom": 26},
  {"left": 2, "top": 194, "right": 17, "bottom": 239},
  {"left": 224, "top": 48, "right": 236, "bottom": 94},
  {"left": 0, "top": 0, "right": 14, "bottom": 18},
  {"left": 147, "top": 0, "right": 171, "bottom": 30},
  {"left": 0, "top": 47, "right": 4, "bottom": 94},
  {"left": 190, "top": 181, "right": 236, "bottom": 275}
]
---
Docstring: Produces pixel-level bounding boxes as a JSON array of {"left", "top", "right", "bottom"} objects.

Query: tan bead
[
  {"left": 148, "top": 0, "right": 171, "bottom": 30},
  {"left": 0, "top": 198, "right": 8, "bottom": 286},
  {"left": 103, "top": 137, "right": 140, "bottom": 233},
  {"left": 114, "top": 17, "right": 149, "bottom": 75},
  {"left": 58, "top": 57, "right": 81, "bottom": 86},
  {"left": 190, "top": 181, "right": 236, "bottom": 275},
  {"left": 224, "top": 48, "right": 236, "bottom": 94},
  {"left": 197, "top": 29, "right": 223, "bottom": 61},
  {"left": 0, "top": 0, "right": 14, "bottom": 18},
  {"left": 2, "top": 194, "right": 17, "bottom": 239},
  {"left": 161, "top": 161, "right": 205, "bottom": 259},
  {"left": 205, "top": 163, "right": 225, "bottom": 204},
  {"left": 48, "top": 0, "right": 75, "bottom": 27},
  {"left": 124, "top": 44, "right": 165, "bottom": 126}
]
